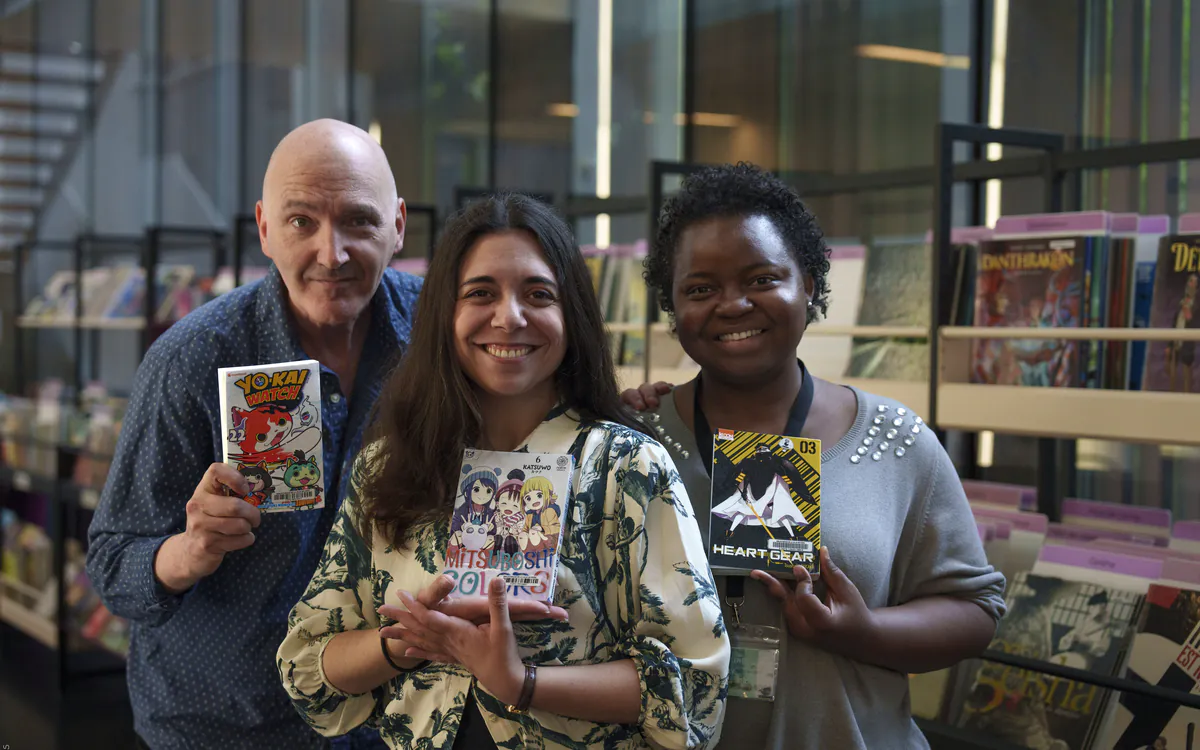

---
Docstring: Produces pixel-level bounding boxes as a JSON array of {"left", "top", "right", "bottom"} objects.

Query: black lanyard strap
[{"left": 693, "top": 360, "right": 815, "bottom": 603}]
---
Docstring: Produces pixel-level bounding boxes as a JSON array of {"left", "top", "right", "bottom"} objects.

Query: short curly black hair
[{"left": 644, "top": 161, "right": 831, "bottom": 320}]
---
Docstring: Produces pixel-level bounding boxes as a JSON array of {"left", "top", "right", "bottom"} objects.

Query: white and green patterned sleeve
[
  {"left": 277, "top": 457, "right": 382, "bottom": 737},
  {"left": 603, "top": 431, "right": 730, "bottom": 750}
]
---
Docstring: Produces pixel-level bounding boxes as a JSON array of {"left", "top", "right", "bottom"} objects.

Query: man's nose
[{"left": 316, "top": 225, "right": 350, "bottom": 268}]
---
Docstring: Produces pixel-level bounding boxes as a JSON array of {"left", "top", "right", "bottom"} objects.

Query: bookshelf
[{"left": 937, "top": 326, "right": 1200, "bottom": 445}]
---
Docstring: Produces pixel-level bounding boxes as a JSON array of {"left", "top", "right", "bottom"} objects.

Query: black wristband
[{"left": 380, "top": 636, "right": 429, "bottom": 673}]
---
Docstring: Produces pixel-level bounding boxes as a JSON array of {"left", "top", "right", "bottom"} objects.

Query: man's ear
[
  {"left": 256, "top": 201, "right": 273, "bottom": 261},
  {"left": 394, "top": 198, "right": 408, "bottom": 256}
]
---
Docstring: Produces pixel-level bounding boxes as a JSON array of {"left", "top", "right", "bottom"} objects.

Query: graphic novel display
[
  {"left": 847, "top": 240, "right": 930, "bottom": 381},
  {"left": 971, "top": 237, "right": 1086, "bottom": 387},
  {"left": 1144, "top": 234, "right": 1200, "bottom": 393},
  {"left": 1101, "top": 584, "right": 1200, "bottom": 750},
  {"left": 442, "top": 448, "right": 574, "bottom": 601},
  {"left": 955, "top": 572, "right": 1143, "bottom": 750},
  {"left": 218, "top": 360, "right": 324, "bottom": 512},
  {"left": 708, "top": 429, "right": 821, "bottom": 578}
]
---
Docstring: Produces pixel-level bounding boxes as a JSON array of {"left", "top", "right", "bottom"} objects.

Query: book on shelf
[
  {"left": 799, "top": 241, "right": 864, "bottom": 380},
  {"left": 1098, "top": 583, "right": 1200, "bottom": 749},
  {"left": 442, "top": 447, "right": 575, "bottom": 601},
  {"left": 1143, "top": 233, "right": 1200, "bottom": 394},
  {"left": 951, "top": 570, "right": 1144, "bottom": 750},
  {"left": 846, "top": 235, "right": 930, "bottom": 381},
  {"left": 217, "top": 360, "right": 325, "bottom": 512}
]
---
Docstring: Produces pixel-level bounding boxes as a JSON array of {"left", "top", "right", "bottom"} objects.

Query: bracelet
[
  {"left": 505, "top": 663, "right": 538, "bottom": 715},
  {"left": 381, "top": 636, "right": 422, "bottom": 672}
]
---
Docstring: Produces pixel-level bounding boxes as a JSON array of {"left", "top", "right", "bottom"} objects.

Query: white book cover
[
  {"left": 443, "top": 447, "right": 574, "bottom": 601},
  {"left": 217, "top": 359, "right": 324, "bottom": 513}
]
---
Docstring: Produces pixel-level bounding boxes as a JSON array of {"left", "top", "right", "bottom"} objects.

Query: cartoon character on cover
[
  {"left": 283, "top": 451, "right": 322, "bottom": 508},
  {"left": 447, "top": 511, "right": 496, "bottom": 563},
  {"left": 519, "top": 475, "right": 561, "bottom": 554},
  {"left": 1167, "top": 273, "right": 1199, "bottom": 393},
  {"left": 712, "top": 443, "right": 811, "bottom": 538},
  {"left": 450, "top": 465, "right": 500, "bottom": 547},
  {"left": 238, "top": 463, "right": 273, "bottom": 508},
  {"left": 227, "top": 402, "right": 321, "bottom": 468},
  {"left": 963, "top": 578, "right": 1100, "bottom": 750},
  {"left": 494, "top": 468, "right": 526, "bottom": 555}
]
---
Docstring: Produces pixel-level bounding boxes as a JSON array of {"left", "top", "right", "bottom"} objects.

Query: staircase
[{"left": 0, "top": 49, "right": 107, "bottom": 249}]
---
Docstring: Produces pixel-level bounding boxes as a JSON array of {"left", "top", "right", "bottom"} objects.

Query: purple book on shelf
[
  {"left": 972, "top": 506, "right": 1048, "bottom": 534},
  {"left": 962, "top": 480, "right": 1038, "bottom": 511},
  {"left": 1047, "top": 521, "right": 1169, "bottom": 548},
  {"left": 1162, "top": 557, "right": 1200, "bottom": 585},
  {"left": 1172, "top": 520, "right": 1200, "bottom": 543},
  {"left": 1061, "top": 498, "right": 1172, "bottom": 536},
  {"left": 1037, "top": 543, "right": 1165, "bottom": 580}
]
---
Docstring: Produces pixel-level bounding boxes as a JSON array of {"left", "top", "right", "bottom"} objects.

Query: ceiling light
[
  {"left": 856, "top": 44, "right": 970, "bottom": 70},
  {"left": 546, "top": 102, "right": 579, "bottom": 118}
]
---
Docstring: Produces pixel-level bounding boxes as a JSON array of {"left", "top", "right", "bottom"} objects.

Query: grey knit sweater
[{"left": 646, "top": 382, "right": 1006, "bottom": 750}]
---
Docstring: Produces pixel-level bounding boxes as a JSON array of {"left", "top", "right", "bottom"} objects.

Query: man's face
[{"left": 256, "top": 134, "right": 405, "bottom": 329}]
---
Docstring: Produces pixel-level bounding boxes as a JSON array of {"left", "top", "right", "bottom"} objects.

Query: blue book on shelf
[{"left": 1129, "top": 260, "right": 1156, "bottom": 391}]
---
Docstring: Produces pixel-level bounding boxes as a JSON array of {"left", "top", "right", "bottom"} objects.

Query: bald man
[{"left": 86, "top": 119, "right": 422, "bottom": 750}]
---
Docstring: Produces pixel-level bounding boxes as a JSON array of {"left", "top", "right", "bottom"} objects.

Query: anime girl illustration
[
  {"left": 494, "top": 468, "right": 526, "bottom": 555},
  {"left": 450, "top": 465, "right": 501, "bottom": 548},
  {"left": 446, "top": 510, "right": 496, "bottom": 563},
  {"left": 519, "top": 475, "right": 561, "bottom": 554},
  {"left": 238, "top": 463, "right": 273, "bottom": 508},
  {"left": 711, "top": 443, "right": 811, "bottom": 537}
]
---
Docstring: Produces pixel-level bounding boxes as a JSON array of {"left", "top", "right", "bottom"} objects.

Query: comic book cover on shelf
[
  {"left": 971, "top": 237, "right": 1085, "bottom": 386},
  {"left": 1144, "top": 235, "right": 1200, "bottom": 393},
  {"left": 708, "top": 429, "right": 820, "bottom": 578},
  {"left": 954, "top": 572, "right": 1143, "bottom": 750},
  {"left": 217, "top": 360, "right": 324, "bottom": 512},
  {"left": 442, "top": 448, "right": 574, "bottom": 602},
  {"left": 1099, "top": 584, "right": 1200, "bottom": 750},
  {"left": 846, "top": 239, "right": 929, "bottom": 381}
]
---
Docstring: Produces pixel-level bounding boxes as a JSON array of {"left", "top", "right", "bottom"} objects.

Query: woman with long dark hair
[
  {"left": 622, "top": 163, "right": 1005, "bottom": 749},
  {"left": 279, "top": 194, "right": 728, "bottom": 749}
]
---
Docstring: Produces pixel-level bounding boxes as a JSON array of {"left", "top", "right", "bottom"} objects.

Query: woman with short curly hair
[{"left": 625, "top": 162, "right": 1006, "bottom": 749}]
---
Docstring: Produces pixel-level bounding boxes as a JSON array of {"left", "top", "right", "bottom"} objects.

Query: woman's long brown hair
[{"left": 358, "top": 194, "right": 650, "bottom": 549}]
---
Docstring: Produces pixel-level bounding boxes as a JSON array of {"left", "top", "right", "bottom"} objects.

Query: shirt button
[{"left": 331, "top": 393, "right": 342, "bottom": 403}]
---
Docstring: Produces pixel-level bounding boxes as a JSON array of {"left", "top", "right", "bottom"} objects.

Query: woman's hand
[
  {"left": 392, "top": 576, "right": 527, "bottom": 705},
  {"left": 379, "top": 574, "right": 568, "bottom": 631},
  {"left": 750, "top": 547, "right": 876, "bottom": 655}
]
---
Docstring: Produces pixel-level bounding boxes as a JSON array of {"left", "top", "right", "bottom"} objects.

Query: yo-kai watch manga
[{"left": 217, "top": 359, "right": 324, "bottom": 512}]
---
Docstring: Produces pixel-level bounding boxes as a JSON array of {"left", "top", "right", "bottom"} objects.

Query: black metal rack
[{"left": 2, "top": 225, "right": 226, "bottom": 689}]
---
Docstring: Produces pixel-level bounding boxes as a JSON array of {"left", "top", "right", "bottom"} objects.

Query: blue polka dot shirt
[{"left": 84, "top": 265, "right": 422, "bottom": 749}]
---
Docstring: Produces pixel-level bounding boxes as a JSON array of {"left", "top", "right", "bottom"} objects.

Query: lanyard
[{"left": 693, "top": 359, "right": 815, "bottom": 615}]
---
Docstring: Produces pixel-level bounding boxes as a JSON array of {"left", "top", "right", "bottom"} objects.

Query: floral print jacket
[{"left": 277, "top": 408, "right": 729, "bottom": 749}]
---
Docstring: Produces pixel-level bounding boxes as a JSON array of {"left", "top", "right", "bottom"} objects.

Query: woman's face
[
  {"left": 470, "top": 479, "right": 495, "bottom": 507},
  {"left": 523, "top": 488, "right": 546, "bottom": 512},
  {"left": 454, "top": 230, "right": 566, "bottom": 402},
  {"left": 671, "top": 214, "right": 810, "bottom": 385}
]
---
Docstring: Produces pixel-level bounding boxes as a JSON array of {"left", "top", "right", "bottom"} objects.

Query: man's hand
[
  {"left": 750, "top": 547, "right": 874, "bottom": 656},
  {"left": 619, "top": 381, "right": 674, "bottom": 412},
  {"left": 154, "top": 463, "right": 261, "bottom": 594}
]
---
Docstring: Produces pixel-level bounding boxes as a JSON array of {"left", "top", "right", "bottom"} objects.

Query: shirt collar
[{"left": 252, "top": 265, "right": 409, "bottom": 367}]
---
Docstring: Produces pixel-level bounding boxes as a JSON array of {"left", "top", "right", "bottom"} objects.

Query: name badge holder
[{"left": 725, "top": 578, "right": 782, "bottom": 702}]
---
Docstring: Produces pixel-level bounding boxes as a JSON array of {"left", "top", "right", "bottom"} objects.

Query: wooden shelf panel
[
  {"left": 809, "top": 325, "right": 929, "bottom": 338},
  {"left": 936, "top": 383, "right": 1200, "bottom": 445},
  {"left": 0, "top": 594, "right": 56, "bottom": 648},
  {"left": 0, "top": 573, "right": 40, "bottom": 600},
  {"left": 17, "top": 315, "right": 146, "bottom": 330},
  {"left": 940, "top": 326, "right": 1200, "bottom": 342},
  {"left": 842, "top": 379, "right": 930, "bottom": 418}
]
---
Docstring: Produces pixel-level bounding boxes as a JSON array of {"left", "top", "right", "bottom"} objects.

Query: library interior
[{"left": 3, "top": 1, "right": 1200, "bottom": 749}]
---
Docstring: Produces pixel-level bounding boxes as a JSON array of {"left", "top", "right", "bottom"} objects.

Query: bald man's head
[
  {"left": 262, "top": 118, "right": 398, "bottom": 210},
  {"left": 256, "top": 118, "right": 406, "bottom": 332}
]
